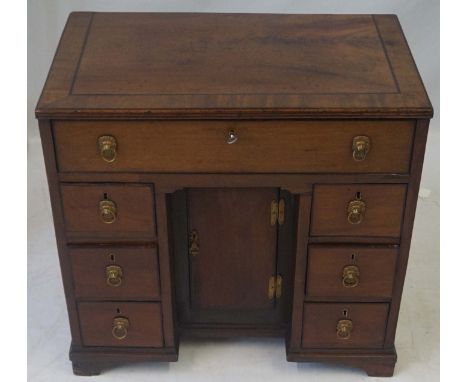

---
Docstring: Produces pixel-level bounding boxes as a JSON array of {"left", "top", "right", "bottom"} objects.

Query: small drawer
[
  {"left": 302, "top": 303, "right": 388, "bottom": 348},
  {"left": 306, "top": 246, "right": 397, "bottom": 299},
  {"left": 310, "top": 184, "right": 407, "bottom": 238},
  {"left": 70, "top": 247, "right": 160, "bottom": 299},
  {"left": 53, "top": 120, "right": 413, "bottom": 174},
  {"left": 61, "top": 183, "right": 156, "bottom": 241},
  {"left": 78, "top": 302, "right": 163, "bottom": 347}
]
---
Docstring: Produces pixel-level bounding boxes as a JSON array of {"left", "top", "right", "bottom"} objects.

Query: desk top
[{"left": 36, "top": 12, "right": 432, "bottom": 119}]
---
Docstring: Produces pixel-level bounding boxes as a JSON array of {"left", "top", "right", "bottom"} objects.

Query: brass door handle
[
  {"left": 336, "top": 319, "right": 353, "bottom": 340},
  {"left": 98, "top": 135, "right": 117, "bottom": 163},
  {"left": 352, "top": 136, "right": 370, "bottom": 161},
  {"left": 347, "top": 199, "right": 366, "bottom": 225},
  {"left": 106, "top": 265, "right": 123, "bottom": 287},
  {"left": 342, "top": 265, "right": 360, "bottom": 288},
  {"left": 99, "top": 199, "right": 117, "bottom": 224},
  {"left": 112, "top": 317, "right": 129, "bottom": 340},
  {"left": 227, "top": 130, "right": 238, "bottom": 144}
]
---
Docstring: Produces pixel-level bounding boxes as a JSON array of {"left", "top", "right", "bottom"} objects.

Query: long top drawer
[{"left": 53, "top": 120, "right": 414, "bottom": 174}]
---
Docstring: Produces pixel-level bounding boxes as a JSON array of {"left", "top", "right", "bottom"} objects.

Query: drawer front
[
  {"left": 306, "top": 246, "right": 397, "bottom": 299},
  {"left": 310, "top": 184, "right": 407, "bottom": 238},
  {"left": 70, "top": 247, "right": 160, "bottom": 299},
  {"left": 54, "top": 120, "right": 414, "bottom": 173},
  {"left": 61, "top": 183, "right": 156, "bottom": 241},
  {"left": 78, "top": 302, "right": 163, "bottom": 347},
  {"left": 302, "top": 303, "right": 389, "bottom": 348}
]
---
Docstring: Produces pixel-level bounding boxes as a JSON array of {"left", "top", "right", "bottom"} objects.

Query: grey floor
[{"left": 27, "top": 132, "right": 439, "bottom": 382}]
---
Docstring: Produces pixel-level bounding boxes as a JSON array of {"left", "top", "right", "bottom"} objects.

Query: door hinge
[
  {"left": 270, "top": 198, "right": 285, "bottom": 226},
  {"left": 268, "top": 275, "right": 283, "bottom": 299}
]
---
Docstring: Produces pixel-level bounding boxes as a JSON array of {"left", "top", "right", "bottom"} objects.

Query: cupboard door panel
[
  {"left": 173, "top": 188, "right": 294, "bottom": 326},
  {"left": 188, "top": 188, "right": 278, "bottom": 311}
]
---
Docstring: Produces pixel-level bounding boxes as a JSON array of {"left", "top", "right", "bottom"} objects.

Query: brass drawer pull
[
  {"left": 352, "top": 135, "right": 370, "bottom": 161},
  {"left": 227, "top": 130, "right": 238, "bottom": 144},
  {"left": 98, "top": 135, "right": 117, "bottom": 163},
  {"left": 342, "top": 265, "right": 360, "bottom": 288},
  {"left": 106, "top": 265, "right": 123, "bottom": 287},
  {"left": 99, "top": 199, "right": 117, "bottom": 224},
  {"left": 336, "top": 319, "right": 353, "bottom": 340},
  {"left": 347, "top": 199, "right": 366, "bottom": 225},
  {"left": 112, "top": 317, "right": 129, "bottom": 340}
]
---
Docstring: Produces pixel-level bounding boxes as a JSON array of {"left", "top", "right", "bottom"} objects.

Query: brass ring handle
[
  {"left": 347, "top": 199, "right": 366, "bottom": 225},
  {"left": 99, "top": 199, "right": 117, "bottom": 224},
  {"left": 342, "top": 265, "right": 360, "bottom": 288},
  {"left": 227, "top": 130, "right": 238, "bottom": 144},
  {"left": 98, "top": 135, "right": 117, "bottom": 163},
  {"left": 106, "top": 265, "right": 123, "bottom": 287},
  {"left": 336, "top": 319, "right": 353, "bottom": 340},
  {"left": 112, "top": 317, "right": 129, "bottom": 340},
  {"left": 352, "top": 136, "right": 370, "bottom": 161}
]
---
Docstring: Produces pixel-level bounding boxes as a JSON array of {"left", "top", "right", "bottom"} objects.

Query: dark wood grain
[
  {"left": 173, "top": 188, "right": 292, "bottom": 327},
  {"left": 70, "top": 345, "right": 178, "bottom": 376},
  {"left": 36, "top": 13, "right": 432, "bottom": 119},
  {"left": 302, "top": 303, "right": 389, "bottom": 348},
  {"left": 384, "top": 119, "right": 430, "bottom": 347},
  {"left": 154, "top": 193, "right": 177, "bottom": 349},
  {"left": 306, "top": 246, "right": 398, "bottom": 299},
  {"left": 288, "top": 193, "right": 312, "bottom": 350},
  {"left": 78, "top": 302, "right": 163, "bottom": 347},
  {"left": 311, "top": 184, "right": 407, "bottom": 238},
  {"left": 287, "top": 348, "right": 397, "bottom": 377},
  {"left": 38, "top": 120, "right": 83, "bottom": 345},
  {"left": 53, "top": 120, "right": 414, "bottom": 174},
  {"left": 73, "top": 14, "right": 397, "bottom": 96},
  {"left": 57, "top": 172, "right": 410, "bottom": 190},
  {"left": 187, "top": 188, "right": 277, "bottom": 311},
  {"left": 70, "top": 247, "right": 160, "bottom": 300},
  {"left": 61, "top": 183, "right": 156, "bottom": 242},
  {"left": 178, "top": 325, "right": 286, "bottom": 338},
  {"left": 36, "top": 11, "right": 432, "bottom": 377}
]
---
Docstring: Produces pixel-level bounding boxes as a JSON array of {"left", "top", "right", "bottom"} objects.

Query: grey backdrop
[{"left": 28, "top": 2, "right": 440, "bottom": 381}]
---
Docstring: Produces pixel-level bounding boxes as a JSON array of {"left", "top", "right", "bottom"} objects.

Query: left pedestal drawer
[
  {"left": 70, "top": 247, "right": 160, "bottom": 300},
  {"left": 78, "top": 302, "right": 164, "bottom": 348},
  {"left": 61, "top": 183, "right": 156, "bottom": 242}
]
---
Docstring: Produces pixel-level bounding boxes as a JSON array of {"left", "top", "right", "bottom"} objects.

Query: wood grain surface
[
  {"left": 78, "top": 302, "right": 164, "bottom": 347},
  {"left": 35, "top": 11, "right": 433, "bottom": 377},
  {"left": 302, "top": 303, "right": 389, "bottom": 348},
  {"left": 70, "top": 247, "right": 160, "bottom": 300},
  {"left": 61, "top": 183, "right": 156, "bottom": 242},
  {"left": 306, "top": 245, "right": 398, "bottom": 299},
  {"left": 310, "top": 184, "right": 407, "bottom": 238},
  {"left": 36, "top": 13, "right": 432, "bottom": 119},
  {"left": 54, "top": 120, "right": 414, "bottom": 173}
]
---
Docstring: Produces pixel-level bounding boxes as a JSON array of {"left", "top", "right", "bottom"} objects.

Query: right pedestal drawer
[
  {"left": 310, "top": 184, "right": 407, "bottom": 238},
  {"left": 306, "top": 246, "right": 398, "bottom": 299},
  {"left": 302, "top": 303, "right": 389, "bottom": 349}
]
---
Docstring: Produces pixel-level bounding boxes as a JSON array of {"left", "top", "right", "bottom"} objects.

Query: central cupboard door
[{"left": 172, "top": 188, "right": 292, "bottom": 327}]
